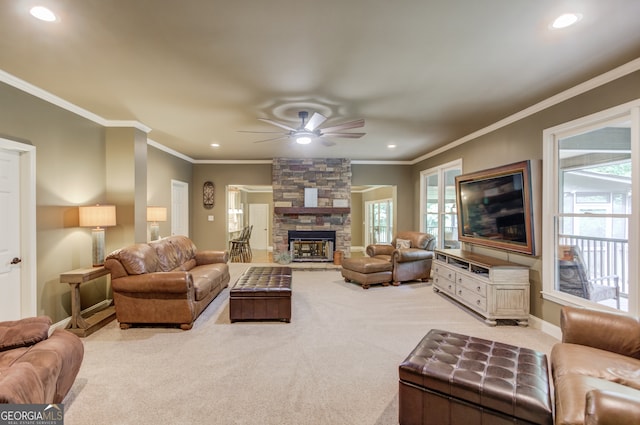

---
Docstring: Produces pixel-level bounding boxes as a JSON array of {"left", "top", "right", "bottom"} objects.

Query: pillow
[
  {"left": 0, "top": 316, "right": 51, "bottom": 352},
  {"left": 396, "top": 239, "right": 411, "bottom": 249}
]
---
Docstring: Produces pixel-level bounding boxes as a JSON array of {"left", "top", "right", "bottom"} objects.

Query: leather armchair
[
  {"left": 366, "top": 231, "right": 435, "bottom": 285},
  {"left": 551, "top": 306, "right": 640, "bottom": 425}
]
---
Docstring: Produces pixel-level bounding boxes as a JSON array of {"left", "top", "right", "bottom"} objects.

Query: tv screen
[{"left": 456, "top": 161, "right": 535, "bottom": 255}]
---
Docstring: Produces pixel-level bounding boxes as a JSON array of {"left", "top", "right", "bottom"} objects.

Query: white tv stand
[{"left": 432, "top": 249, "right": 530, "bottom": 326}]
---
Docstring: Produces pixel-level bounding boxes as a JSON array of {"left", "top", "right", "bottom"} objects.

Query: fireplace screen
[{"left": 288, "top": 230, "right": 336, "bottom": 262}]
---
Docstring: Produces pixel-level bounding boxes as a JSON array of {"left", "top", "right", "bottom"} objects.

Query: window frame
[
  {"left": 541, "top": 99, "right": 640, "bottom": 314},
  {"left": 364, "top": 198, "right": 394, "bottom": 246},
  {"left": 420, "top": 159, "right": 462, "bottom": 250}
]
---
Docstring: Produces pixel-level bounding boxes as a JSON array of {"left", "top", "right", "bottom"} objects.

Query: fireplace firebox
[{"left": 288, "top": 230, "right": 336, "bottom": 262}]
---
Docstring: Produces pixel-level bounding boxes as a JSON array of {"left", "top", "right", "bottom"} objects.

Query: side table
[{"left": 60, "top": 266, "right": 115, "bottom": 337}]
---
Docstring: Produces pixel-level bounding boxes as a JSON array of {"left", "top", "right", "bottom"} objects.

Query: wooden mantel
[{"left": 274, "top": 207, "right": 351, "bottom": 215}]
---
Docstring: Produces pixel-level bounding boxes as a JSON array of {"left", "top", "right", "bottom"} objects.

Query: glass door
[{"left": 421, "top": 160, "right": 462, "bottom": 249}]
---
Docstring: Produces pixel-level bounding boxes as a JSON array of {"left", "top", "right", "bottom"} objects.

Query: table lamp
[
  {"left": 79, "top": 204, "right": 117, "bottom": 267},
  {"left": 147, "top": 206, "right": 167, "bottom": 241}
]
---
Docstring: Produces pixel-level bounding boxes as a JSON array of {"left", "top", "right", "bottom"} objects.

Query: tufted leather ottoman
[
  {"left": 341, "top": 257, "right": 392, "bottom": 289},
  {"left": 229, "top": 266, "right": 292, "bottom": 322},
  {"left": 399, "top": 329, "right": 553, "bottom": 425}
]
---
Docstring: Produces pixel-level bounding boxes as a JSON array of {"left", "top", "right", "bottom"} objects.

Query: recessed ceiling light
[
  {"left": 210, "top": 143, "right": 220, "bottom": 148},
  {"left": 551, "top": 13, "right": 582, "bottom": 29},
  {"left": 387, "top": 144, "right": 397, "bottom": 149},
  {"left": 30, "top": 6, "right": 57, "bottom": 22}
]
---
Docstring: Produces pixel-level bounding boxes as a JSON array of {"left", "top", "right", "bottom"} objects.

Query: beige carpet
[{"left": 63, "top": 263, "right": 559, "bottom": 425}]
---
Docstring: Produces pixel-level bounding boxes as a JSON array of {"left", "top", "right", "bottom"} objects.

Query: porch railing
[{"left": 559, "top": 234, "right": 629, "bottom": 296}]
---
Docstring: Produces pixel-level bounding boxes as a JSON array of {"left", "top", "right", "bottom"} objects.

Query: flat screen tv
[{"left": 456, "top": 160, "right": 535, "bottom": 255}]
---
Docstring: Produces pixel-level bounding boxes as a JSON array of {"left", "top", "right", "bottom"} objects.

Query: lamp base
[
  {"left": 91, "top": 228, "right": 105, "bottom": 267},
  {"left": 150, "top": 223, "right": 160, "bottom": 241}
]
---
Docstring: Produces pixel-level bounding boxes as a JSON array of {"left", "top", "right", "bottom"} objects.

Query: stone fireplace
[{"left": 272, "top": 158, "right": 351, "bottom": 259}]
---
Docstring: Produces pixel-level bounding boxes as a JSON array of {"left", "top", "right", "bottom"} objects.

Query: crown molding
[
  {"left": 0, "top": 69, "right": 150, "bottom": 133},
  {"left": 410, "top": 57, "right": 640, "bottom": 165},
  {"left": 147, "top": 139, "right": 194, "bottom": 163}
]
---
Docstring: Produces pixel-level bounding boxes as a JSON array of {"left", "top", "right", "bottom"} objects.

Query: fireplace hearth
[{"left": 288, "top": 230, "right": 336, "bottom": 262}]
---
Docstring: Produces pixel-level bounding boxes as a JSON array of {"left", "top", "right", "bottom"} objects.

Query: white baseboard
[
  {"left": 51, "top": 299, "right": 113, "bottom": 331},
  {"left": 528, "top": 314, "right": 562, "bottom": 340}
]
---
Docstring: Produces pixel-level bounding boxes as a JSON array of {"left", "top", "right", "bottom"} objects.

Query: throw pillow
[
  {"left": 0, "top": 316, "right": 51, "bottom": 352},
  {"left": 396, "top": 239, "right": 411, "bottom": 249}
]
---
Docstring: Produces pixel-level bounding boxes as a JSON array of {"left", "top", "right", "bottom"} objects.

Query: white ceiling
[{"left": 1, "top": 1, "right": 640, "bottom": 162}]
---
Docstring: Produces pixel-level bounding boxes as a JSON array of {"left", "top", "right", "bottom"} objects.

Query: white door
[
  {"left": 0, "top": 149, "right": 22, "bottom": 320},
  {"left": 171, "top": 180, "right": 189, "bottom": 237},
  {"left": 249, "top": 203, "right": 269, "bottom": 251}
]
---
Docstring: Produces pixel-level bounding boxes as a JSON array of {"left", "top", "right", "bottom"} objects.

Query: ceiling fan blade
[
  {"left": 253, "top": 135, "right": 290, "bottom": 143},
  {"left": 304, "top": 112, "right": 327, "bottom": 131},
  {"left": 320, "top": 119, "right": 365, "bottom": 133},
  {"left": 320, "top": 139, "right": 336, "bottom": 147},
  {"left": 322, "top": 132, "right": 366, "bottom": 139},
  {"left": 238, "top": 130, "right": 285, "bottom": 134},
  {"left": 258, "top": 118, "right": 297, "bottom": 132}
]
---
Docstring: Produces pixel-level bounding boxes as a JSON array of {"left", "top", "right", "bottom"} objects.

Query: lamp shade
[
  {"left": 79, "top": 205, "right": 117, "bottom": 228},
  {"left": 147, "top": 206, "right": 167, "bottom": 222}
]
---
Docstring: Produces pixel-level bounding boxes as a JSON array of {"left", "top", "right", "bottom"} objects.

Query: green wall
[{"left": 0, "top": 82, "right": 107, "bottom": 322}]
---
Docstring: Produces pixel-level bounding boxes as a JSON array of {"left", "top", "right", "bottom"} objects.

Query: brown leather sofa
[
  {"left": 551, "top": 306, "right": 640, "bottom": 425},
  {"left": 104, "top": 235, "right": 230, "bottom": 330},
  {"left": 366, "top": 231, "right": 435, "bottom": 285},
  {"left": 0, "top": 316, "right": 84, "bottom": 404}
]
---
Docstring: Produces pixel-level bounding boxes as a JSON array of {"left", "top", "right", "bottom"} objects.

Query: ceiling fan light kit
[{"left": 246, "top": 110, "right": 365, "bottom": 146}]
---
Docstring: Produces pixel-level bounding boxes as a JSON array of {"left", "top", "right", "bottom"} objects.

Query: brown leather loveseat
[
  {"left": 0, "top": 316, "right": 84, "bottom": 404},
  {"left": 366, "top": 231, "right": 435, "bottom": 285},
  {"left": 551, "top": 306, "right": 640, "bottom": 425},
  {"left": 105, "top": 235, "right": 230, "bottom": 330}
]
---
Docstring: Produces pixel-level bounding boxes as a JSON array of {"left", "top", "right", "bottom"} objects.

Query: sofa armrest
[
  {"left": 585, "top": 389, "right": 640, "bottom": 425},
  {"left": 111, "top": 272, "right": 193, "bottom": 294},
  {"left": 560, "top": 306, "right": 640, "bottom": 359},
  {"left": 393, "top": 248, "right": 434, "bottom": 263},
  {"left": 366, "top": 244, "right": 394, "bottom": 257},
  {"left": 195, "top": 250, "right": 228, "bottom": 265}
]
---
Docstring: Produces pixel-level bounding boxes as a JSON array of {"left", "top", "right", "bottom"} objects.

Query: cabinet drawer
[
  {"left": 456, "top": 285, "right": 487, "bottom": 311},
  {"left": 433, "top": 264, "right": 456, "bottom": 282},
  {"left": 434, "top": 275, "right": 456, "bottom": 296},
  {"left": 456, "top": 274, "right": 487, "bottom": 297}
]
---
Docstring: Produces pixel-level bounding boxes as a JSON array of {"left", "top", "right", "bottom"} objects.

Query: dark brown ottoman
[
  {"left": 229, "top": 266, "right": 292, "bottom": 322},
  {"left": 341, "top": 257, "right": 392, "bottom": 289},
  {"left": 399, "top": 329, "right": 553, "bottom": 425}
]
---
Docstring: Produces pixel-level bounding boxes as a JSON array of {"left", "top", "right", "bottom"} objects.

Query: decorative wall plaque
[{"left": 203, "top": 181, "right": 215, "bottom": 209}]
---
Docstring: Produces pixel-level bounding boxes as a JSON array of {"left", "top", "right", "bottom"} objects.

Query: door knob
[{"left": 10, "top": 257, "right": 22, "bottom": 264}]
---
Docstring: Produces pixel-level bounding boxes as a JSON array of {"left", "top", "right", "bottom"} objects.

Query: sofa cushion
[
  {"left": 190, "top": 264, "right": 228, "bottom": 301},
  {"left": 151, "top": 236, "right": 197, "bottom": 271},
  {"left": 552, "top": 343, "right": 640, "bottom": 391},
  {"left": 0, "top": 316, "right": 51, "bottom": 352},
  {"left": 554, "top": 374, "right": 640, "bottom": 425},
  {"left": 107, "top": 243, "right": 160, "bottom": 275},
  {"left": 0, "top": 363, "right": 46, "bottom": 404}
]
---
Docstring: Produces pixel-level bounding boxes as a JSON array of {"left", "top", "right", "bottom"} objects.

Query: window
[
  {"left": 420, "top": 159, "right": 462, "bottom": 249},
  {"left": 543, "top": 100, "right": 640, "bottom": 314},
  {"left": 365, "top": 199, "right": 393, "bottom": 244}
]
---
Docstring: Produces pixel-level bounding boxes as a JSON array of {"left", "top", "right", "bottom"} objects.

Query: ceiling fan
[{"left": 241, "top": 111, "right": 365, "bottom": 146}]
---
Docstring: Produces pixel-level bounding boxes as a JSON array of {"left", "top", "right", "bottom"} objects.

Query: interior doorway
[
  {"left": 0, "top": 138, "right": 36, "bottom": 320},
  {"left": 171, "top": 179, "right": 189, "bottom": 237},
  {"left": 249, "top": 203, "right": 269, "bottom": 252}
]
